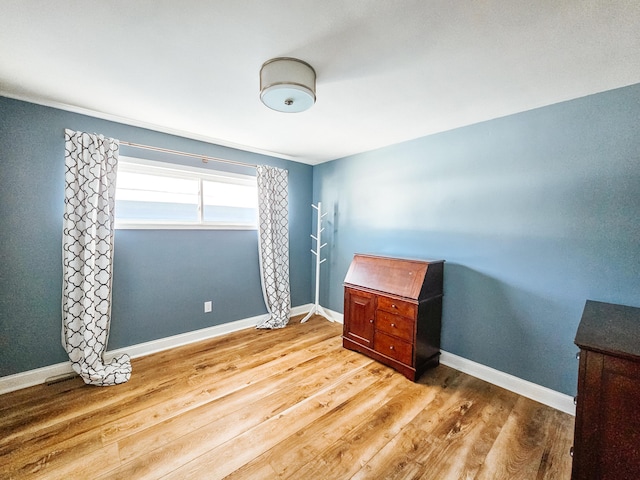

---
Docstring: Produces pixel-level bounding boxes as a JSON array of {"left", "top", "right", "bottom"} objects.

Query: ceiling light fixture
[{"left": 260, "top": 57, "right": 316, "bottom": 113}]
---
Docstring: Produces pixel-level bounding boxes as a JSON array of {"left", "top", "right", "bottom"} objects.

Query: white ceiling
[{"left": 2, "top": 1, "right": 640, "bottom": 165}]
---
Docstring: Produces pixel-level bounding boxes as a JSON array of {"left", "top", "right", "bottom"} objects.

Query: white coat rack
[{"left": 301, "top": 202, "right": 333, "bottom": 323}]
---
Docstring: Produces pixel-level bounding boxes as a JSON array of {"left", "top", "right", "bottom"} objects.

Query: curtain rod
[{"left": 119, "top": 141, "right": 258, "bottom": 169}]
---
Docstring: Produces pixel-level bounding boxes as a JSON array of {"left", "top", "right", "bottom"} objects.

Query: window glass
[
  {"left": 202, "top": 181, "right": 258, "bottom": 224},
  {"left": 116, "top": 171, "right": 199, "bottom": 222},
  {"left": 115, "top": 157, "right": 258, "bottom": 229}
]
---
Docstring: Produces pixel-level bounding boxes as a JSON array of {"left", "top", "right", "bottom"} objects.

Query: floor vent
[{"left": 45, "top": 373, "right": 78, "bottom": 385}]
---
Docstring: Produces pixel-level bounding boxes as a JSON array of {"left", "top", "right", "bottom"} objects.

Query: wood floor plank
[
  {"left": 160, "top": 361, "right": 387, "bottom": 479},
  {"left": 18, "top": 441, "right": 120, "bottom": 480},
  {"left": 288, "top": 371, "right": 446, "bottom": 480},
  {"left": 3, "top": 329, "right": 346, "bottom": 478},
  {"left": 412, "top": 379, "right": 519, "bottom": 480},
  {"left": 535, "top": 407, "right": 575, "bottom": 480},
  {"left": 475, "top": 396, "right": 558, "bottom": 480},
  {"left": 348, "top": 368, "right": 468, "bottom": 480},
  {"left": 115, "top": 346, "right": 368, "bottom": 464},
  {"left": 315, "top": 369, "right": 463, "bottom": 480},
  {"left": 0, "top": 320, "right": 339, "bottom": 467},
  {"left": 100, "top": 333, "right": 347, "bottom": 446},
  {"left": 0, "top": 316, "right": 332, "bottom": 433},
  {"left": 96, "top": 351, "right": 375, "bottom": 478},
  {"left": 0, "top": 315, "right": 574, "bottom": 480},
  {"left": 223, "top": 365, "right": 411, "bottom": 480}
]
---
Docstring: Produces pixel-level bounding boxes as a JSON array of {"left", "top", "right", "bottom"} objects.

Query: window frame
[{"left": 114, "top": 156, "right": 258, "bottom": 230}]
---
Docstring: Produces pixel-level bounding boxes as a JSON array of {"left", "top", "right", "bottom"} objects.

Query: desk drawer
[
  {"left": 377, "top": 296, "right": 416, "bottom": 318},
  {"left": 376, "top": 310, "right": 414, "bottom": 342},
  {"left": 374, "top": 331, "right": 413, "bottom": 365}
]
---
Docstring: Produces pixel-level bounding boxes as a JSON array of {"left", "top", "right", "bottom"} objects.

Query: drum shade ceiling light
[{"left": 260, "top": 57, "right": 316, "bottom": 113}]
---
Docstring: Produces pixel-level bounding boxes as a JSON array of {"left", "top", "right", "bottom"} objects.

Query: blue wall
[
  {"left": 313, "top": 84, "right": 640, "bottom": 395},
  {"left": 3, "top": 85, "right": 639, "bottom": 395},
  {"left": 0, "top": 97, "right": 313, "bottom": 377}
]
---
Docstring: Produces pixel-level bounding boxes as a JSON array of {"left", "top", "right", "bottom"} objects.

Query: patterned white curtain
[
  {"left": 256, "top": 165, "right": 291, "bottom": 329},
  {"left": 62, "top": 129, "right": 131, "bottom": 385}
]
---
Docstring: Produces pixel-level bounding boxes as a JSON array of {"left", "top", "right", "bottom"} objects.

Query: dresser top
[{"left": 575, "top": 300, "right": 640, "bottom": 359}]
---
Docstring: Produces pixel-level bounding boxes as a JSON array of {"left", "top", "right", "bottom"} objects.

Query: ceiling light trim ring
[{"left": 259, "top": 81, "right": 316, "bottom": 101}]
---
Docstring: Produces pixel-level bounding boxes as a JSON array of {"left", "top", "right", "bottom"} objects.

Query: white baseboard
[
  {"left": 0, "top": 304, "right": 312, "bottom": 396},
  {"left": 440, "top": 351, "right": 575, "bottom": 416},
  {"left": 0, "top": 362, "right": 79, "bottom": 397},
  {"left": 0, "top": 304, "right": 575, "bottom": 416},
  {"left": 321, "top": 307, "right": 344, "bottom": 324},
  {"left": 291, "top": 304, "right": 314, "bottom": 316},
  {"left": 106, "top": 304, "right": 311, "bottom": 361},
  {"left": 305, "top": 308, "right": 573, "bottom": 414}
]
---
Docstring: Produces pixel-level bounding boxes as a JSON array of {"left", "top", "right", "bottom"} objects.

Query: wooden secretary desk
[{"left": 342, "top": 254, "right": 444, "bottom": 381}]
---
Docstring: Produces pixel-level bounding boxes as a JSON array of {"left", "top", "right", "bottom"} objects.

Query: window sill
[{"left": 115, "top": 222, "right": 257, "bottom": 231}]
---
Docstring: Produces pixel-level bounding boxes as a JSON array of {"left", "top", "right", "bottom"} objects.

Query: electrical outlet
[{"left": 204, "top": 301, "right": 212, "bottom": 313}]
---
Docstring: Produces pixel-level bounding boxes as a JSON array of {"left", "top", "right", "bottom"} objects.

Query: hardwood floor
[{"left": 0, "top": 315, "right": 575, "bottom": 479}]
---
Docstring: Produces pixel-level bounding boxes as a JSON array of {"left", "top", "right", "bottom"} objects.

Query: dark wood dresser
[
  {"left": 342, "top": 254, "right": 444, "bottom": 381},
  {"left": 572, "top": 300, "right": 640, "bottom": 479}
]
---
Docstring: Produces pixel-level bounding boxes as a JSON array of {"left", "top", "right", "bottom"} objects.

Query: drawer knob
[
  {"left": 391, "top": 304, "right": 398, "bottom": 309},
  {"left": 570, "top": 446, "right": 574, "bottom": 457},
  {"left": 391, "top": 323, "right": 396, "bottom": 328},
  {"left": 390, "top": 345, "right": 394, "bottom": 350},
  {"left": 576, "top": 351, "right": 580, "bottom": 360},
  {"left": 574, "top": 396, "right": 577, "bottom": 405},
  {"left": 369, "top": 319, "right": 374, "bottom": 323}
]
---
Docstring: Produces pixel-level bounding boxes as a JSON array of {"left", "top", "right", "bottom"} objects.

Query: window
[{"left": 115, "top": 157, "right": 258, "bottom": 229}]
